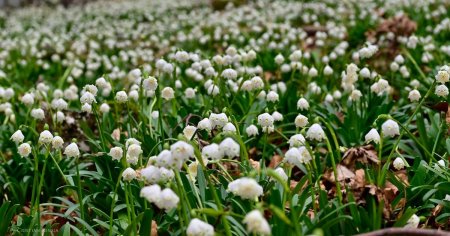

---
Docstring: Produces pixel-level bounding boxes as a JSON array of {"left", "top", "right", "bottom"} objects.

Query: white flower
[
  {"left": 285, "top": 148, "right": 301, "bottom": 166},
  {"left": 436, "top": 70, "right": 449, "bottom": 84},
  {"left": 289, "top": 134, "right": 305, "bottom": 147},
  {"left": 100, "top": 103, "right": 110, "bottom": 113},
  {"left": 127, "top": 144, "right": 142, "bottom": 164},
  {"left": 141, "top": 166, "right": 161, "bottom": 184},
  {"left": 209, "top": 113, "right": 228, "bottom": 129},
  {"left": 350, "top": 89, "right": 362, "bottom": 101},
  {"left": 289, "top": 50, "right": 302, "bottom": 61},
  {"left": 266, "top": 91, "right": 279, "bottom": 102},
  {"left": 161, "top": 87, "right": 175, "bottom": 100},
  {"left": 151, "top": 111, "right": 159, "bottom": 119},
  {"left": 219, "top": 138, "right": 240, "bottom": 158},
  {"left": 198, "top": 118, "right": 212, "bottom": 132},
  {"left": 298, "top": 146, "right": 312, "bottom": 164},
  {"left": 297, "top": 98, "right": 309, "bottom": 110},
  {"left": 52, "top": 136, "right": 64, "bottom": 149},
  {"left": 271, "top": 111, "right": 283, "bottom": 121},
  {"left": 52, "top": 98, "right": 68, "bottom": 110},
  {"left": 141, "top": 184, "right": 161, "bottom": 204},
  {"left": 81, "top": 103, "right": 92, "bottom": 113},
  {"left": 122, "top": 167, "right": 137, "bottom": 181},
  {"left": 381, "top": 119, "right": 400, "bottom": 138},
  {"left": 109, "top": 147, "right": 123, "bottom": 161},
  {"left": 324, "top": 65, "right": 333, "bottom": 76},
  {"left": 202, "top": 143, "right": 223, "bottom": 160},
  {"left": 21, "top": 93, "right": 34, "bottom": 106},
  {"left": 143, "top": 77, "right": 158, "bottom": 91},
  {"left": 175, "top": 51, "right": 190, "bottom": 63},
  {"left": 64, "top": 143, "right": 80, "bottom": 158},
  {"left": 154, "top": 188, "right": 179, "bottom": 211},
  {"left": 408, "top": 89, "right": 421, "bottom": 102},
  {"left": 360, "top": 68, "right": 371, "bottom": 78},
  {"left": 306, "top": 124, "right": 326, "bottom": 141},
  {"left": 294, "top": 114, "right": 308, "bottom": 128},
  {"left": 251, "top": 76, "right": 264, "bottom": 90},
  {"left": 115, "top": 91, "right": 128, "bottom": 103},
  {"left": 243, "top": 210, "right": 271, "bottom": 235},
  {"left": 80, "top": 91, "right": 96, "bottom": 104},
  {"left": 187, "top": 218, "right": 214, "bottom": 236},
  {"left": 274, "top": 167, "right": 288, "bottom": 181},
  {"left": 404, "top": 214, "right": 420, "bottom": 228},
  {"left": 365, "top": 129, "right": 380, "bottom": 144},
  {"left": 126, "top": 138, "right": 141, "bottom": 148},
  {"left": 246, "top": 125, "right": 259, "bottom": 137},
  {"left": 171, "top": 141, "right": 194, "bottom": 162},
  {"left": 221, "top": 68, "right": 237, "bottom": 80},
  {"left": 11, "top": 130, "right": 24, "bottom": 144},
  {"left": 18, "top": 143, "right": 32, "bottom": 157},
  {"left": 435, "top": 84, "right": 449, "bottom": 97},
  {"left": 185, "top": 88, "right": 196, "bottom": 98},
  {"left": 275, "top": 54, "right": 284, "bottom": 65},
  {"left": 258, "top": 113, "right": 274, "bottom": 127},
  {"left": 183, "top": 126, "right": 197, "bottom": 140},
  {"left": 395, "top": 55, "right": 405, "bottom": 64},
  {"left": 223, "top": 122, "right": 237, "bottom": 133},
  {"left": 393, "top": 157, "right": 405, "bottom": 170},
  {"left": 39, "top": 130, "right": 53, "bottom": 144},
  {"left": 227, "top": 178, "right": 263, "bottom": 200},
  {"left": 31, "top": 108, "right": 45, "bottom": 120}
]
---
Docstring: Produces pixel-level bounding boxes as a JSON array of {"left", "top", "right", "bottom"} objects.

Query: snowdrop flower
[
  {"left": 436, "top": 70, "right": 449, "bottom": 84},
  {"left": 209, "top": 113, "right": 228, "bottom": 129},
  {"left": 81, "top": 103, "right": 92, "bottom": 113},
  {"left": 100, "top": 103, "right": 110, "bottom": 113},
  {"left": 171, "top": 141, "right": 194, "bottom": 161},
  {"left": 298, "top": 146, "right": 312, "bottom": 164},
  {"left": 395, "top": 55, "right": 405, "bottom": 64},
  {"left": 437, "top": 160, "right": 446, "bottom": 168},
  {"left": 143, "top": 77, "right": 158, "bottom": 91},
  {"left": 183, "top": 126, "right": 197, "bottom": 140},
  {"left": 243, "top": 210, "right": 271, "bottom": 235},
  {"left": 393, "top": 157, "right": 405, "bottom": 170},
  {"left": 251, "top": 76, "right": 264, "bottom": 90},
  {"left": 64, "top": 143, "right": 80, "bottom": 158},
  {"left": 11, "top": 130, "right": 24, "bottom": 144},
  {"left": 206, "top": 84, "right": 220, "bottom": 96},
  {"left": 185, "top": 88, "right": 196, "bottom": 98},
  {"left": 381, "top": 119, "right": 400, "bottom": 138},
  {"left": 18, "top": 143, "right": 32, "bottom": 157},
  {"left": 289, "top": 134, "right": 306, "bottom": 147},
  {"left": 246, "top": 125, "right": 259, "bottom": 137},
  {"left": 52, "top": 136, "right": 64, "bottom": 149},
  {"left": 187, "top": 218, "right": 214, "bottom": 236},
  {"left": 52, "top": 98, "right": 68, "bottom": 110},
  {"left": 275, "top": 54, "right": 284, "bottom": 65},
  {"left": 408, "top": 89, "right": 421, "bottom": 102},
  {"left": 39, "top": 130, "right": 53, "bottom": 144},
  {"left": 405, "top": 214, "right": 420, "bottom": 228},
  {"left": 294, "top": 114, "right": 308, "bottom": 128},
  {"left": 360, "top": 68, "right": 371, "bottom": 78},
  {"left": 54, "top": 111, "right": 65, "bottom": 123},
  {"left": 122, "top": 167, "right": 137, "bottom": 181},
  {"left": 223, "top": 122, "right": 237, "bottom": 133},
  {"left": 271, "top": 111, "right": 283, "bottom": 121},
  {"left": 289, "top": 50, "right": 302, "bottom": 61},
  {"left": 219, "top": 138, "right": 240, "bottom": 158},
  {"left": 115, "top": 91, "right": 128, "bottom": 103},
  {"left": 109, "top": 147, "right": 123, "bottom": 161},
  {"left": 274, "top": 167, "right": 288, "bottom": 181},
  {"left": 227, "top": 177, "right": 263, "bottom": 200},
  {"left": 161, "top": 87, "right": 175, "bottom": 100},
  {"left": 324, "top": 65, "right": 333, "bottom": 76},
  {"left": 175, "top": 51, "right": 190, "bottom": 63},
  {"left": 141, "top": 184, "right": 161, "bottom": 204},
  {"left": 365, "top": 129, "right": 380, "bottom": 144},
  {"left": 80, "top": 91, "right": 96, "bottom": 104},
  {"left": 285, "top": 147, "right": 301, "bottom": 167},
  {"left": 297, "top": 98, "right": 309, "bottom": 110},
  {"left": 350, "top": 89, "right": 362, "bottom": 101},
  {"left": 202, "top": 143, "right": 223, "bottom": 160},
  {"left": 435, "top": 84, "right": 449, "bottom": 97},
  {"left": 306, "top": 124, "right": 326, "bottom": 141},
  {"left": 221, "top": 68, "right": 238, "bottom": 80},
  {"left": 31, "top": 108, "right": 45, "bottom": 120},
  {"left": 141, "top": 166, "right": 161, "bottom": 184},
  {"left": 21, "top": 93, "right": 34, "bottom": 106},
  {"left": 126, "top": 138, "right": 141, "bottom": 148},
  {"left": 197, "top": 118, "right": 212, "bottom": 132},
  {"left": 151, "top": 111, "right": 159, "bottom": 119},
  {"left": 266, "top": 91, "right": 279, "bottom": 102},
  {"left": 127, "top": 144, "right": 142, "bottom": 165},
  {"left": 258, "top": 113, "right": 274, "bottom": 127}
]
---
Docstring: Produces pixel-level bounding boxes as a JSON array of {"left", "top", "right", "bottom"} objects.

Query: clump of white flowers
[
  {"left": 140, "top": 185, "right": 179, "bottom": 212},
  {"left": 186, "top": 219, "right": 215, "bottom": 236}
]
